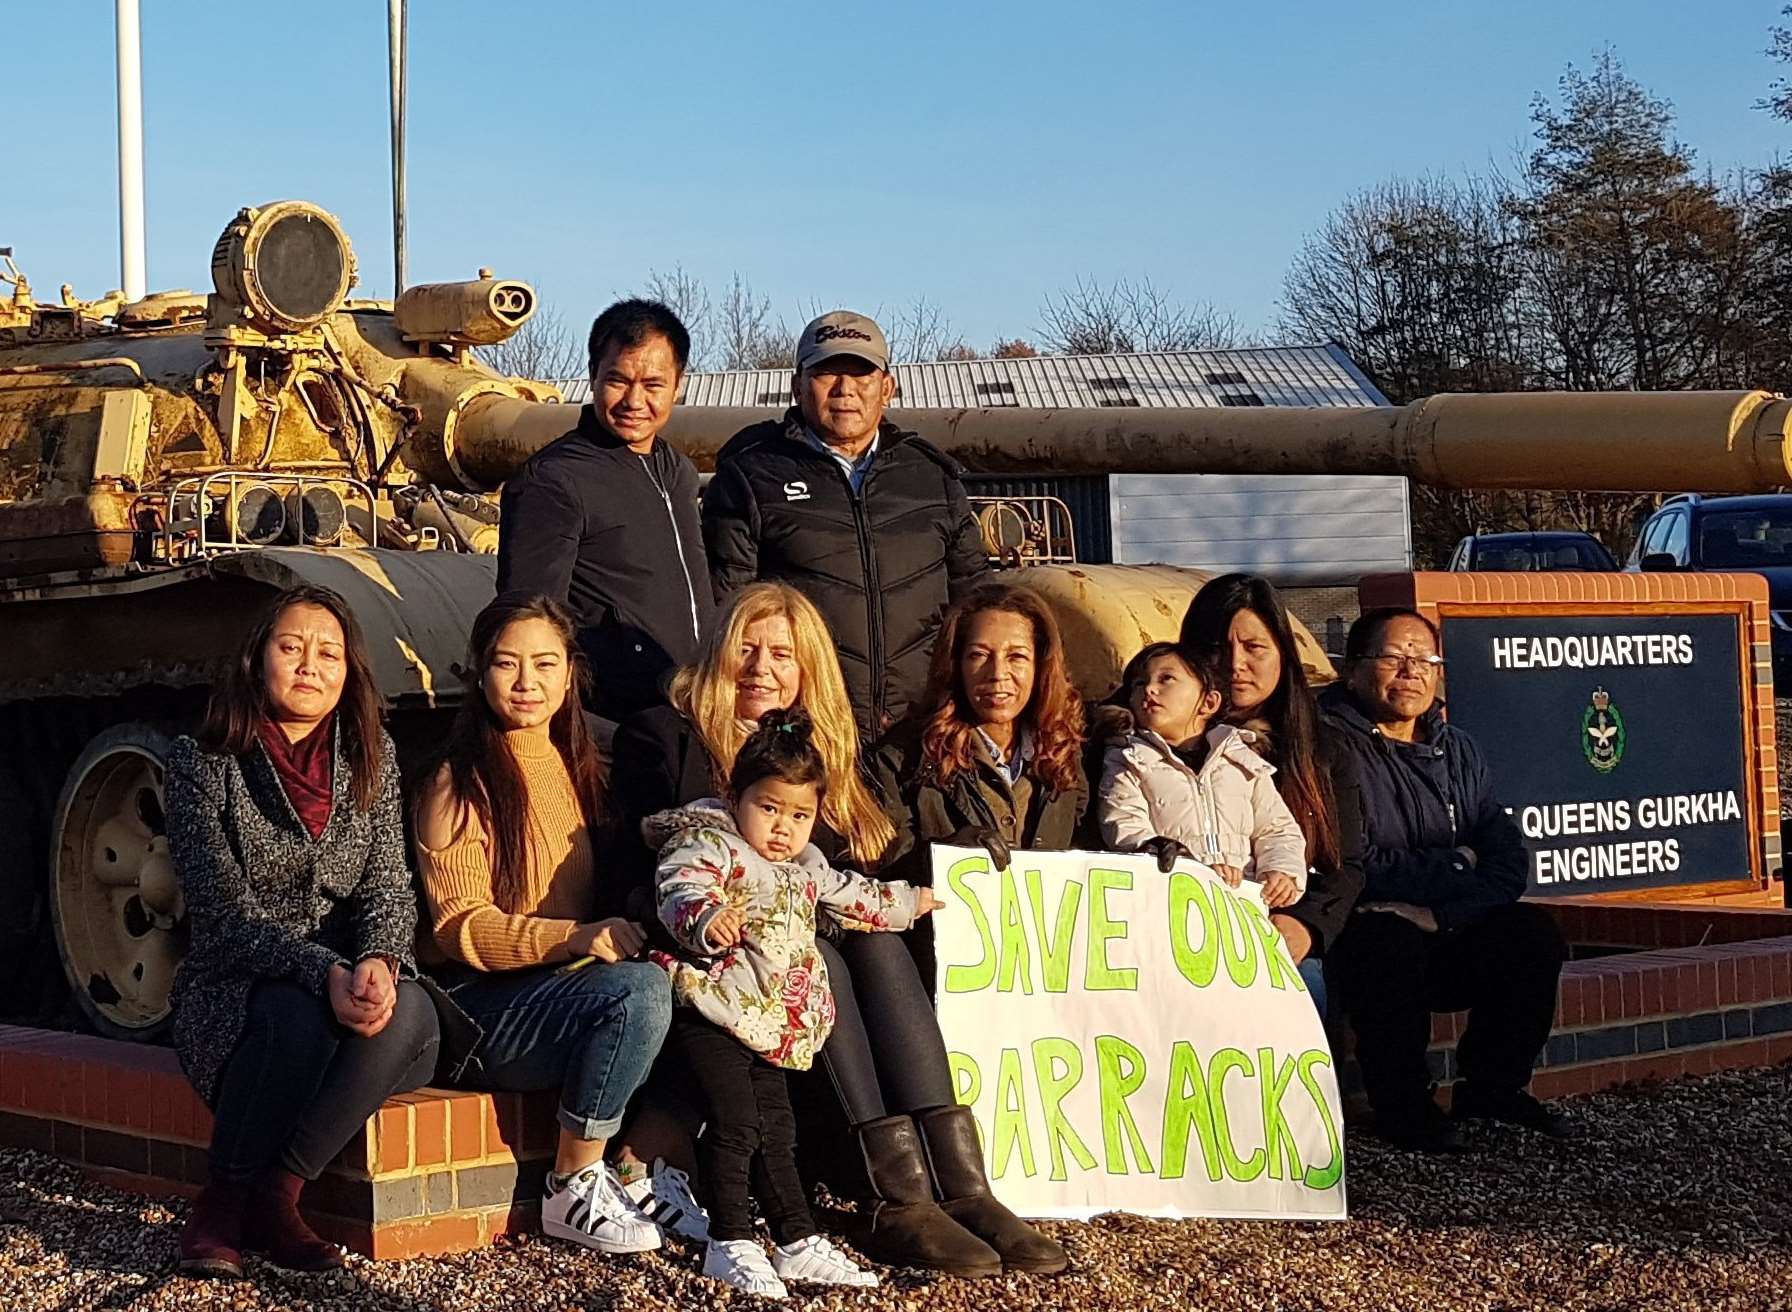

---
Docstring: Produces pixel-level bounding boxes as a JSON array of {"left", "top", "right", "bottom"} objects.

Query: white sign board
[{"left": 931, "top": 845, "right": 1347, "bottom": 1221}]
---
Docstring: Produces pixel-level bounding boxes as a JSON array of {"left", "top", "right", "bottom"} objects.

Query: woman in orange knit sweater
[{"left": 414, "top": 596, "right": 673, "bottom": 1256}]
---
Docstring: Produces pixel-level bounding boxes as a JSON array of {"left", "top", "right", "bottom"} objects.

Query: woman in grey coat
[{"left": 167, "top": 585, "right": 440, "bottom": 1279}]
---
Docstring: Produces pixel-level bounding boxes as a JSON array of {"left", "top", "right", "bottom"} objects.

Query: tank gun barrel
[{"left": 429, "top": 387, "right": 1792, "bottom": 494}]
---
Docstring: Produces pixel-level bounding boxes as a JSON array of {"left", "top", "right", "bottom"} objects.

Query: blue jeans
[
  {"left": 443, "top": 960, "right": 672, "bottom": 1141},
  {"left": 1299, "top": 956, "right": 1328, "bottom": 1020}
]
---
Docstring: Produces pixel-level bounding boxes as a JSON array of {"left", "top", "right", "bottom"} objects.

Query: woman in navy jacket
[{"left": 1320, "top": 606, "right": 1571, "bottom": 1153}]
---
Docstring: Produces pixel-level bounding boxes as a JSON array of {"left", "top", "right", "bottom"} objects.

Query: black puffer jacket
[
  {"left": 497, "top": 406, "right": 714, "bottom": 720},
  {"left": 702, "top": 410, "right": 988, "bottom": 735},
  {"left": 1318, "top": 685, "right": 1528, "bottom": 931}
]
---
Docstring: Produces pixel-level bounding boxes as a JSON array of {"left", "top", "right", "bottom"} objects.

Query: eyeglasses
[{"left": 1367, "top": 653, "right": 1445, "bottom": 674}]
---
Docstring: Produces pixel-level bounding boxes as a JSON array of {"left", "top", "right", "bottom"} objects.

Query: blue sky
[{"left": 7, "top": 1, "right": 1790, "bottom": 352}]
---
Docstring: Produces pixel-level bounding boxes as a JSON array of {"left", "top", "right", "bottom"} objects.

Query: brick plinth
[
  {"left": 1402, "top": 934, "right": 1792, "bottom": 1108},
  {"left": 7, "top": 929, "right": 1792, "bottom": 1258},
  {"left": 0, "top": 1026, "right": 556, "bottom": 1260}
]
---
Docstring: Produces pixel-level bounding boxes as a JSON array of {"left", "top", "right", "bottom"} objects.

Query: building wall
[{"left": 1109, "top": 474, "right": 1411, "bottom": 586}]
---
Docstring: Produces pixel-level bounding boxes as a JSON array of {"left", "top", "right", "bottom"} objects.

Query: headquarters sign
[
  {"left": 931, "top": 845, "right": 1346, "bottom": 1221},
  {"left": 1443, "top": 614, "right": 1750, "bottom": 896}
]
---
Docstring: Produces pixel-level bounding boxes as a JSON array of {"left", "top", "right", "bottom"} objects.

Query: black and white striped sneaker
[
  {"left": 541, "top": 1164, "right": 662, "bottom": 1254},
  {"left": 621, "top": 1158, "right": 711, "bottom": 1241}
]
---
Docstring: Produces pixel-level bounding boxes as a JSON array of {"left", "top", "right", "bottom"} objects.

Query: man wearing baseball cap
[{"left": 703, "top": 310, "right": 988, "bottom": 737}]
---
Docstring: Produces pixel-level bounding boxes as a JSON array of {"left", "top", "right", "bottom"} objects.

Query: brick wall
[{"left": 6, "top": 929, "right": 1792, "bottom": 1258}]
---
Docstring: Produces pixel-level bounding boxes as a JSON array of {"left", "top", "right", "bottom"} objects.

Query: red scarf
[{"left": 258, "top": 715, "right": 335, "bottom": 840}]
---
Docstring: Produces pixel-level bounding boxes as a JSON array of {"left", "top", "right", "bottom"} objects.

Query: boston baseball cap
[{"left": 795, "top": 310, "right": 889, "bottom": 373}]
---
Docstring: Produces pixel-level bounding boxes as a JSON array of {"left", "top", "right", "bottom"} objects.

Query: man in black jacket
[
  {"left": 1322, "top": 607, "right": 1571, "bottom": 1153},
  {"left": 496, "top": 300, "right": 714, "bottom": 721},
  {"left": 702, "top": 311, "right": 988, "bottom": 736}
]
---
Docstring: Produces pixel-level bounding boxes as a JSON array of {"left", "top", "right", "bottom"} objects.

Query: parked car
[
  {"left": 1627, "top": 493, "right": 1792, "bottom": 681},
  {"left": 1446, "top": 531, "right": 1618, "bottom": 572}
]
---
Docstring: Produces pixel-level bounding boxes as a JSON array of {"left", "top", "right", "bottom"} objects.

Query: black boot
[
  {"left": 916, "top": 1105, "right": 1069, "bottom": 1275},
  {"left": 850, "top": 1114, "right": 1002, "bottom": 1277}
]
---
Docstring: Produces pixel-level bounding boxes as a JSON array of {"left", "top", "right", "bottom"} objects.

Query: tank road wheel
[{"left": 50, "top": 724, "right": 183, "bottom": 1040}]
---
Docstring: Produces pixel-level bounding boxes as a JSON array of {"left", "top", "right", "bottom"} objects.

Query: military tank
[{"left": 5, "top": 200, "right": 1790, "bottom": 1041}]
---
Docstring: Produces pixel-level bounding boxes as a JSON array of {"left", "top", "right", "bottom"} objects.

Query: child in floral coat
[{"left": 644, "top": 708, "right": 937, "bottom": 1300}]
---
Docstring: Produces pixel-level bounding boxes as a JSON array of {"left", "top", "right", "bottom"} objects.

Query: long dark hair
[
  {"left": 919, "top": 583, "right": 1085, "bottom": 794},
  {"left": 425, "top": 596, "right": 608, "bottom": 912},
  {"left": 729, "top": 708, "right": 828, "bottom": 797},
  {"left": 1180, "top": 573, "right": 1338, "bottom": 870},
  {"left": 198, "top": 584, "right": 384, "bottom": 812}
]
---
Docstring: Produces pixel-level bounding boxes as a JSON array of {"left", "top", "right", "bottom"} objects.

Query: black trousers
[
  {"left": 1332, "top": 902, "right": 1566, "bottom": 1120},
  {"left": 669, "top": 1013, "right": 816, "bottom": 1245},
  {"left": 208, "top": 979, "right": 440, "bottom": 1183},
  {"left": 814, "top": 933, "right": 955, "bottom": 1123}
]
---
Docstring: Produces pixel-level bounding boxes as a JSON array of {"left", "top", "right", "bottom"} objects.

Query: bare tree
[
  {"left": 1038, "top": 276, "right": 1242, "bottom": 354},
  {"left": 883, "top": 296, "right": 968, "bottom": 363},
  {"left": 638, "top": 264, "right": 713, "bottom": 371},
  {"left": 478, "top": 302, "right": 586, "bottom": 384},
  {"left": 715, "top": 273, "right": 795, "bottom": 370},
  {"left": 1279, "top": 173, "right": 1535, "bottom": 403}
]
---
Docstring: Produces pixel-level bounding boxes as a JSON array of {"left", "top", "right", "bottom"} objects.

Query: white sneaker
[
  {"left": 622, "top": 1158, "right": 710, "bottom": 1240},
  {"left": 702, "top": 1238, "right": 788, "bottom": 1300},
  {"left": 541, "top": 1164, "right": 662, "bottom": 1254},
  {"left": 772, "top": 1233, "right": 880, "bottom": 1287}
]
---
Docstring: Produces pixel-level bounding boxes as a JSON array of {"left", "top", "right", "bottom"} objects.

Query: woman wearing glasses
[{"left": 1319, "top": 607, "right": 1572, "bottom": 1154}]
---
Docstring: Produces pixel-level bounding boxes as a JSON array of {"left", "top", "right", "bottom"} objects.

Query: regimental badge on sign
[{"left": 1581, "top": 686, "right": 1625, "bottom": 773}]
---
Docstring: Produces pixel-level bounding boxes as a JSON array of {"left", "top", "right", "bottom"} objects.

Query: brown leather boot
[
  {"left": 242, "top": 1168, "right": 345, "bottom": 1271},
  {"left": 178, "top": 1178, "right": 248, "bottom": 1279},
  {"left": 917, "top": 1104, "right": 1069, "bottom": 1274},
  {"left": 850, "top": 1114, "right": 1002, "bottom": 1277}
]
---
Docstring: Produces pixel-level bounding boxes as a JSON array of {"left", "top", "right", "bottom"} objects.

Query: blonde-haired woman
[{"left": 610, "top": 582, "right": 1013, "bottom": 1277}]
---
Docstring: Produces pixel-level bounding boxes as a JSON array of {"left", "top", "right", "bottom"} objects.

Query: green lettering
[
  {"left": 997, "top": 867, "right": 1034, "bottom": 995},
  {"left": 1256, "top": 1048, "right": 1302, "bottom": 1180},
  {"left": 1241, "top": 900, "right": 1300, "bottom": 992},
  {"left": 1168, "top": 872, "right": 1220, "bottom": 988},
  {"left": 1025, "top": 868, "right": 1083, "bottom": 992},
  {"left": 1168, "top": 871, "right": 1225, "bottom": 982},
  {"left": 991, "top": 1048, "right": 1036, "bottom": 1180},
  {"left": 1094, "top": 1035, "right": 1154, "bottom": 1175},
  {"left": 1085, "top": 867, "right": 1138, "bottom": 990},
  {"left": 949, "top": 1050, "right": 982, "bottom": 1109},
  {"left": 1207, "top": 1047, "right": 1266, "bottom": 1182},
  {"left": 1160, "top": 1041, "right": 1222, "bottom": 1182},
  {"left": 1297, "top": 1049, "right": 1344, "bottom": 1192},
  {"left": 943, "top": 856, "right": 997, "bottom": 993},
  {"left": 1216, "top": 885, "right": 1260, "bottom": 990},
  {"left": 1031, "top": 1038, "right": 1097, "bottom": 1182}
]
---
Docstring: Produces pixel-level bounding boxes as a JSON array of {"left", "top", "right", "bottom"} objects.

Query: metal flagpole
[
  {"left": 115, "top": 0, "right": 146, "bottom": 301},
  {"left": 387, "top": 0, "right": 408, "bottom": 296}
]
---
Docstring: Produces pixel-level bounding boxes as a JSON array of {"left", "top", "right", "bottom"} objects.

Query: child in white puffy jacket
[{"left": 1099, "top": 643, "right": 1307, "bottom": 907}]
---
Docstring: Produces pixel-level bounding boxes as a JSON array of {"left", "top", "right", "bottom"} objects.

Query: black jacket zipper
[{"left": 827, "top": 453, "right": 885, "bottom": 728}]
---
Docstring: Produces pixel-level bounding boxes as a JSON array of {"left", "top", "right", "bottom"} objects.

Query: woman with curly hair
[{"left": 875, "top": 581, "right": 1090, "bottom": 982}]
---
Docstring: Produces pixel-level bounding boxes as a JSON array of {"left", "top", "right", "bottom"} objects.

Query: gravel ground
[{"left": 6, "top": 1066, "right": 1792, "bottom": 1312}]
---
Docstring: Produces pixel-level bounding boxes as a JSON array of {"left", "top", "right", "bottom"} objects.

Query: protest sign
[{"left": 931, "top": 844, "right": 1346, "bottom": 1222}]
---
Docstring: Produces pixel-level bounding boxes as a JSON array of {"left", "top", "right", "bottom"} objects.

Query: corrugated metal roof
[{"left": 550, "top": 344, "right": 1388, "bottom": 410}]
